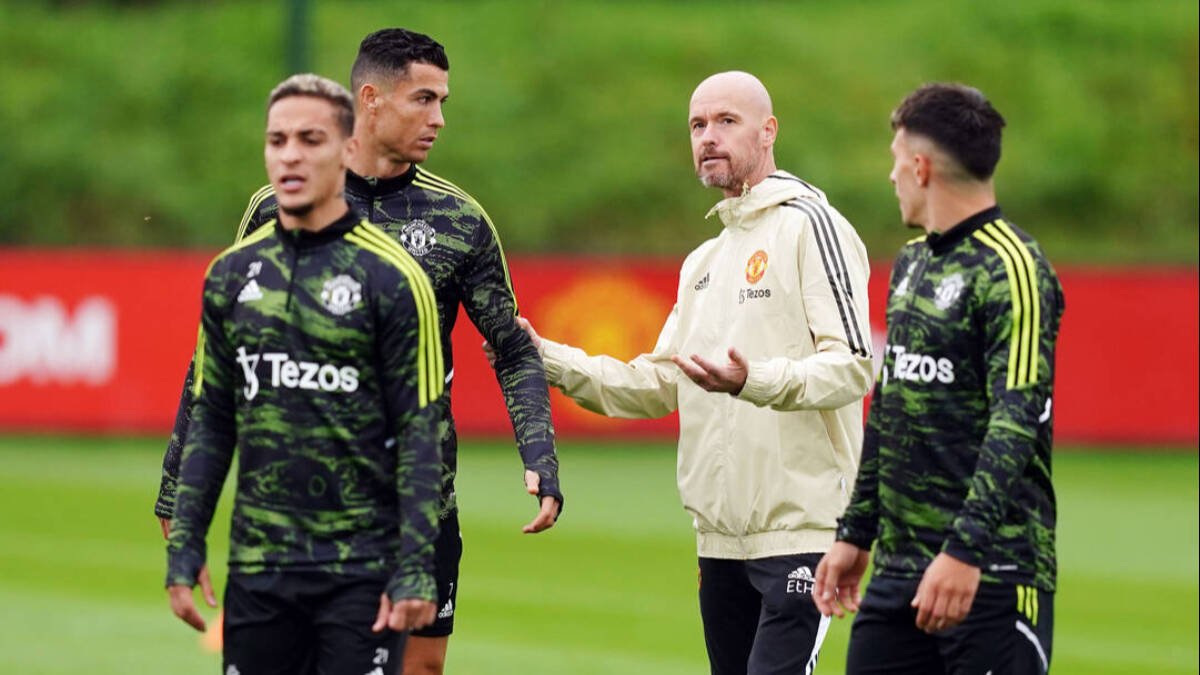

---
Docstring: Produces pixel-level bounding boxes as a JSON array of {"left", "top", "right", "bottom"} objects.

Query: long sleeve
[
  {"left": 165, "top": 268, "right": 237, "bottom": 587},
  {"left": 460, "top": 212, "right": 560, "bottom": 504},
  {"left": 942, "top": 246, "right": 1060, "bottom": 566},
  {"left": 541, "top": 305, "right": 681, "bottom": 419},
  {"left": 737, "top": 201, "right": 874, "bottom": 410},
  {"left": 153, "top": 359, "right": 194, "bottom": 519},
  {"left": 380, "top": 270, "right": 445, "bottom": 603},
  {"left": 155, "top": 185, "right": 276, "bottom": 520},
  {"left": 837, "top": 378, "right": 883, "bottom": 549}
]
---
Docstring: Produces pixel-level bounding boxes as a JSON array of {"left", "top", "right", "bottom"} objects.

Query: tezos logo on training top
[
  {"left": 235, "top": 347, "right": 359, "bottom": 401},
  {"left": 321, "top": 275, "right": 362, "bottom": 316},
  {"left": 745, "top": 250, "right": 768, "bottom": 284},
  {"left": 884, "top": 344, "right": 955, "bottom": 385},
  {"left": 400, "top": 219, "right": 438, "bottom": 256}
]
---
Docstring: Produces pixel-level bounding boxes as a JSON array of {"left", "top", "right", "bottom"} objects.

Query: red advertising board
[{"left": 1, "top": 248, "right": 1196, "bottom": 444}]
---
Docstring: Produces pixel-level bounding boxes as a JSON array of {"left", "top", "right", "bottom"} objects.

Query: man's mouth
[{"left": 280, "top": 175, "right": 306, "bottom": 192}]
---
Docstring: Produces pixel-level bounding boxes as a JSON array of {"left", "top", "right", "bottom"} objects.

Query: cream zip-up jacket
[{"left": 541, "top": 171, "right": 874, "bottom": 559}]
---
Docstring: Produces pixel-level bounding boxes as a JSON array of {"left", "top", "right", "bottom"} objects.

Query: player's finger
[
  {"left": 481, "top": 340, "right": 497, "bottom": 367},
  {"left": 689, "top": 353, "right": 720, "bottom": 375},
  {"left": 928, "top": 589, "right": 951, "bottom": 633},
  {"left": 372, "top": 594, "right": 391, "bottom": 633},
  {"left": 524, "top": 469, "right": 540, "bottom": 495},
  {"left": 515, "top": 317, "right": 541, "bottom": 345},
  {"left": 198, "top": 565, "right": 217, "bottom": 607},
  {"left": 415, "top": 601, "right": 436, "bottom": 629},
  {"left": 159, "top": 517, "right": 171, "bottom": 540},
  {"left": 813, "top": 558, "right": 837, "bottom": 616},
  {"left": 911, "top": 584, "right": 932, "bottom": 630},
  {"left": 841, "top": 579, "right": 862, "bottom": 613},
  {"left": 169, "top": 586, "right": 206, "bottom": 632},
  {"left": 728, "top": 346, "right": 749, "bottom": 369},
  {"left": 671, "top": 355, "right": 707, "bottom": 383},
  {"left": 522, "top": 497, "right": 558, "bottom": 534}
]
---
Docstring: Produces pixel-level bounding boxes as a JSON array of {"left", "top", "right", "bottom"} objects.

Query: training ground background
[{"left": 0, "top": 436, "right": 1195, "bottom": 675}]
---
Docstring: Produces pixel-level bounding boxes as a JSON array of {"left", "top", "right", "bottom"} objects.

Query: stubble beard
[{"left": 279, "top": 202, "right": 315, "bottom": 218}]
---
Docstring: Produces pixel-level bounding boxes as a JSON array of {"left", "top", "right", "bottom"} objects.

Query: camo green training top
[
  {"left": 837, "top": 207, "right": 1064, "bottom": 591},
  {"left": 157, "top": 165, "right": 560, "bottom": 521},
  {"left": 166, "top": 210, "right": 445, "bottom": 603}
]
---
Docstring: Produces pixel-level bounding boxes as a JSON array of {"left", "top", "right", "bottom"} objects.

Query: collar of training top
[
  {"left": 274, "top": 206, "right": 360, "bottom": 248},
  {"left": 926, "top": 205, "right": 1003, "bottom": 255},
  {"left": 345, "top": 164, "right": 418, "bottom": 197}
]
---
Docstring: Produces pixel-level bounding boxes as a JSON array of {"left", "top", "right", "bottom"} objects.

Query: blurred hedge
[{"left": 0, "top": 0, "right": 1196, "bottom": 263}]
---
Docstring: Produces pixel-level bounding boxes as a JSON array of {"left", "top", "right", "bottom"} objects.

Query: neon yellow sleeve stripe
[
  {"left": 414, "top": 168, "right": 471, "bottom": 201},
  {"left": 344, "top": 223, "right": 444, "bottom": 407},
  {"left": 413, "top": 170, "right": 520, "bottom": 316},
  {"left": 345, "top": 230, "right": 435, "bottom": 406},
  {"left": 981, "top": 223, "right": 1034, "bottom": 385},
  {"left": 235, "top": 184, "right": 275, "bottom": 243},
  {"left": 348, "top": 223, "right": 444, "bottom": 404},
  {"left": 191, "top": 325, "right": 207, "bottom": 398},
  {"left": 974, "top": 227, "right": 1028, "bottom": 389},
  {"left": 992, "top": 220, "right": 1041, "bottom": 386},
  {"left": 982, "top": 221, "right": 1039, "bottom": 387},
  {"left": 969, "top": 223, "right": 1036, "bottom": 386},
  {"left": 192, "top": 223, "right": 277, "bottom": 396}
]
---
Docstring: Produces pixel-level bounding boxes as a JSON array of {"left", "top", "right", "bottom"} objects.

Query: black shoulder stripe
[
  {"left": 768, "top": 174, "right": 821, "bottom": 196},
  {"left": 784, "top": 200, "right": 868, "bottom": 357}
]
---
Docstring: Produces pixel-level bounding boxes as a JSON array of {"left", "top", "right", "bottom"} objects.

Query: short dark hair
[
  {"left": 350, "top": 28, "right": 449, "bottom": 93},
  {"left": 268, "top": 73, "right": 355, "bottom": 137},
  {"left": 891, "top": 83, "right": 1006, "bottom": 181}
]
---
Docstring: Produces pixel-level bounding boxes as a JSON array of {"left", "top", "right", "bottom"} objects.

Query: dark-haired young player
[
  {"left": 815, "top": 83, "right": 1064, "bottom": 675},
  {"left": 166, "top": 73, "right": 444, "bottom": 674},
  {"left": 156, "top": 29, "right": 561, "bottom": 675}
]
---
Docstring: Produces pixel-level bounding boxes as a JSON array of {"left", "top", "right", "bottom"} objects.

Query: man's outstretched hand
[{"left": 672, "top": 347, "right": 749, "bottom": 395}]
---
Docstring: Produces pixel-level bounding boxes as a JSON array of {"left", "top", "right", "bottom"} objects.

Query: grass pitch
[{"left": 0, "top": 436, "right": 1195, "bottom": 674}]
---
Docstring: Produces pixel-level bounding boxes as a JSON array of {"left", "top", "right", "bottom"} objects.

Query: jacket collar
[
  {"left": 925, "top": 205, "right": 1003, "bottom": 255},
  {"left": 345, "top": 164, "right": 418, "bottom": 197},
  {"left": 705, "top": 171, "right": 828, "bottom": 230},
  {"left": 274, "top": 204, "right": 360, "bottom": 249}
]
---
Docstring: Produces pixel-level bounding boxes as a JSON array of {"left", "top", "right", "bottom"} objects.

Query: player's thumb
[
  {"left": 371, "top": 594, "right": 391, "bottom": 633},
  {"left": 198, "top": 565, "right": 217, "bottom": 607},
  {"left": 728, "top": 346, "right": 748, "bottom": 368},
  {"left": 524, "top": 469, "right": 540, "bottom": 495}
]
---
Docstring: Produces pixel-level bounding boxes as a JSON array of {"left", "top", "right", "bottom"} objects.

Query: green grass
[
  {"left": 0, "top": 436, "right": 1195, "bottom": 674},
  {"left": 0, "top": 0, "right": 1196, "bottom": 263}
]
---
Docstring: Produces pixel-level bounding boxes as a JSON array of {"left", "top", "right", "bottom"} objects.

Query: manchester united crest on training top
[
  {"left": 934, "top": 272, "right": 966, "bottom": 310},
  {"left": 400, "top": 219, "right": 438, "bottom": 257},
  {"left": 745, "top": 250, "right": 768, "bottom": 285},
  {"left": 321, "top": 275, "right": 362, "bottom": 316}
]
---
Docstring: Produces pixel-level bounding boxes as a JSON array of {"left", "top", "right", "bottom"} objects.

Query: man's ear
[
  {"left": 358, "top": 83, "right": 378, "bottom": 113},
  {"left": 914, "top": 152, "right": 932, "bottom": 188},
  {"left": 342, "top": 135, "right": 359, "bottom": 166},
  {"left": 762, "top": 115, "right": 778, "bottom": 147}
]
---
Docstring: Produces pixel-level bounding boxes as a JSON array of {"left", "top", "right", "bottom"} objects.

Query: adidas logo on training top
[
  {"left": 788, "top": 566, "right": 814, "bottom": 582},
  {"left": 237, "top": 280, "right": 263, "bottom": 303},
  {"left": 438, "top": 597, "right": 454, "bottom": 619}
]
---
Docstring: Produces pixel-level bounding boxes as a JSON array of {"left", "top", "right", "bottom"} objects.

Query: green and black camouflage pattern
[
  {"left": 837, "top": 207, "right": 1064, "bottom": 591},
  {"left": 166, "top": 211, "right": 445, "bottom": 603},
  {"left": 157, "top": 165, "right": 560, "bottom": 521}
]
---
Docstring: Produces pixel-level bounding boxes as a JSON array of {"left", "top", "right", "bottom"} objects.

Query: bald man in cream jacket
[{"left": 499, "top": 72, "right": 873, "bottom": 675}]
